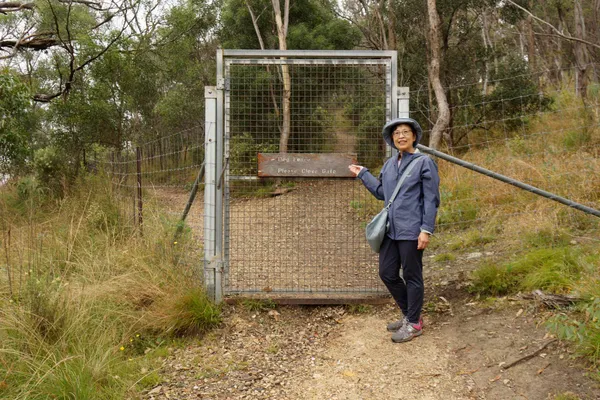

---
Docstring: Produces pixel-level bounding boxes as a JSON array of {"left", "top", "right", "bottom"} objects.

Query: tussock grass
[
  {"left": 554, "top": 393, "right": 581, "bottom": 400},
  {"left": 0, "top": 174, "right": 219, "bottom": 399},
  {"left": 470, "top": 247, "right": 587, "bottom": 296},
  {"left": 433, "top": 253, "right": 456, "bottom": 262},
  {"left": 240, "top": 298, "right": 277, "bottom": 312}
]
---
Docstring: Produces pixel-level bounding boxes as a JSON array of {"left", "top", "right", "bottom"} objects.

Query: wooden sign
[{"left": 257, "top": 153, "right": 358, "bottom": 178}]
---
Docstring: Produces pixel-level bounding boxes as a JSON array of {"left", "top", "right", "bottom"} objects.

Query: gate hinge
[{"left": 217, "top": 78, "right": 230, "bottom": 91}]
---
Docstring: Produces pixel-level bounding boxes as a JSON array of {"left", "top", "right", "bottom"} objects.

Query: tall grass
[
  {"left": 469, "top": 246, "right": 591, "bottom": 296},
  {"left": 0, "top": 174, "right": 219, "bottom": 399}
]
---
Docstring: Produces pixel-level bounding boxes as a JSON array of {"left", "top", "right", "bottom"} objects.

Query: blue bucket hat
[{"left": 382, "top": 118, "right": 423, "bottom": 150}]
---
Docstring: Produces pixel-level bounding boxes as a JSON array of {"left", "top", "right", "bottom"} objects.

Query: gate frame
[{"left": 204, "top": 49, "right": 403, "bottom": 303}]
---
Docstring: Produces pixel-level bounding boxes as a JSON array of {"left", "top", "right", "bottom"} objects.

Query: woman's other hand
[
  {"left": 417, "top": 231, "right": 430, "bottom": 250},
  {"left": 348, "top": 164, "right": 364, "bottom": 177}
]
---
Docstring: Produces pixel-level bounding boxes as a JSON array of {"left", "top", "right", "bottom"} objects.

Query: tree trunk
[
  {"left": 272, "top": 0, "right": 291, "bottom": 153},
  {"left": 387, "top": 0, "right": 396, "bottom": 50},
  {"left": 246, "top": 0, "right": 280, "bottom": 117},
  {"left": 555, "top": 3, "right": 569, "bottom": 84},
  {"left": 426, "top": 0, "right": 450, "bottom": 150},
  {"left": 525, "top": 15, "right": 540, "bottom": 89},
  {"left": 481, "top": 11, "right": 490, "bottom": 96},
  {"left": 594, "top": 0, "right": 600, "bottom": 81},
  {"left": 374, "top": 0, "right": 388, "bottom": 50},
  {"left": 574, "top": 0, "right": 589, "bottom": 99}
]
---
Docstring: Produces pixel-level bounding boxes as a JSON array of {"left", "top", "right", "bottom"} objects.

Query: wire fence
[
  {"left": 411, "top": 63, "right": 600, "bottom": 240},
  {"left": 94, "top": 125, "right": 207, "bottom": 275}
]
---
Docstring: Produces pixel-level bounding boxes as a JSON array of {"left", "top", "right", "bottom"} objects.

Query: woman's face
[{"left": 392, "top": 124, "right": 416, "bottom": 152}]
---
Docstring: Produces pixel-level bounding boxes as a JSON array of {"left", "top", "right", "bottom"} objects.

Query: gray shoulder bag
[{"left": 365, "top": 155, "right": 424, "bottom": 253}]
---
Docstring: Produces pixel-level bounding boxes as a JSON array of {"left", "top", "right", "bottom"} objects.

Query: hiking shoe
[
  {"left": 391, "top": 321, "right": 423, "bottom": 343},
  {"left": 386, "top": 316, "right": 408, "bottom": 332},
  {"left": 387, "top": 316, "right": 423, "bottom": 332}
]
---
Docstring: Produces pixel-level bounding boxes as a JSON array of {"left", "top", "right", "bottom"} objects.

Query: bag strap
[{"left": 385, "top": 154, "right": 425, "bottom": 210}]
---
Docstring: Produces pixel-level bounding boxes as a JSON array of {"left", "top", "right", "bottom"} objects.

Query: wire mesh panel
[{"left": 222, "top": 52, "right": 396, "bottom": 298}]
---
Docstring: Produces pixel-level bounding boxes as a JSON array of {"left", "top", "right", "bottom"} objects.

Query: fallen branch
[
  {"left": 520, "top": 290, "right": 582, "bottom": 308},
  {"left": 502, "top": 339, "right": 557, "bottom": 370}
]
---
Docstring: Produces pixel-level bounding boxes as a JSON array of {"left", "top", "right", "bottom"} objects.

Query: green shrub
[
  {"left": 16, "top": 176, "right": 46, "bottom": 202},
  {"left": 33, "top": 146, "right": 67, "bottom": 196},
  {"left": 548, "top": 299, "right": 600, "bottom": 367},
  {"left": 229, "top": 132, "right": 278, "bottom": 176}
]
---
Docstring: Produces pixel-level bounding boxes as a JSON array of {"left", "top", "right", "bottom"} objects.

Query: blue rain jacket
[{"left": 358, "top": 151, "right": 441, "bottom": 240}]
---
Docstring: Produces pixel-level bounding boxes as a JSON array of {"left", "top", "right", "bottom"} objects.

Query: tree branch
[
  {"left": 0, "top": 34, "right": 60, "bottom": 51},
  {"left": 33, "top": 3, "right": 130, "bottom": 102},
  {"left": 245, "top": 0, "right": 266, "bottom": 49},
  {"left": 0, "top": 2, "right": 34, "bottom": 13},
  {"left": 57, "top": 0, "right": 103, "bottom": 11},
  {"left": 0, "top": 23, "right": 35, "bottom": 59},
  {"left": 505, "top": 0, "right": 600, "bottom": 50}
]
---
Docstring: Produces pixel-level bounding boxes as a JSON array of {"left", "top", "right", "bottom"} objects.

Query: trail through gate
[{"left": 203, "top": 50, "right": 406, "bottom": 302}]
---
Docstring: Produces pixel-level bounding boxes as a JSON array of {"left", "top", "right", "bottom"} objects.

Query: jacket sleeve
[
  {"left": 357, "top": 167, "right": 384, "bottom": 201},
  {"left": 420, "top": 157, "right": 441, "bottom": 234}
]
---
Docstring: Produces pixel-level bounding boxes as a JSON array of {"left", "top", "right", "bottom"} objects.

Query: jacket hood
[{"left": 382, "top": 118, "right": 423, "bottom": 150}]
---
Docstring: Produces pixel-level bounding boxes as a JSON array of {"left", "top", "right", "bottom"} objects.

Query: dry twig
[{"left": 502, "top": 339, "right": 557, "bottom": 370}]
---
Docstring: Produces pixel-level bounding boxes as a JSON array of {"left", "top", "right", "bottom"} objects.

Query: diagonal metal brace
[{"left": 417, "top": 144, "right": 600, "bottom": 218}]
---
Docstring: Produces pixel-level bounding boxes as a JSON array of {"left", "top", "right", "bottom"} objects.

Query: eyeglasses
[{"left": 392, "top": 129, "right": 413, "bottom": 138}]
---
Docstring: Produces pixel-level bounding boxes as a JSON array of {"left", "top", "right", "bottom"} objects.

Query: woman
[{"left": 348, "top": 118, "right": 440, "bottom": 343}]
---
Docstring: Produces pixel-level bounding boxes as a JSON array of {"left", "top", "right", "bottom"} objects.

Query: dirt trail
[{"left": 285, "top": 314, "right": 466, "bottom": 400}]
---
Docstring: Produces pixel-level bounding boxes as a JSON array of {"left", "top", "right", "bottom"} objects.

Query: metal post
[
  {"left": 397, "top": 87, "right": 410, "bottom": 118},
  {"left": 390, "top": 87, "right": 411, "bottom": 158},
  {"left": 204, "top": 87, "right": 219, "bottom": 301},
  {"left": 215, "top": 49, "right": 225, "bottom": 303},
  {"left": 386, "top": 57, "right": 398, "bottom": 159},
  {"left": 136, "top": 147, "right": 143, "bottom": 235}
]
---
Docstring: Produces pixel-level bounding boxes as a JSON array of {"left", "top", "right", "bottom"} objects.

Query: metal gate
[{"left": 204, "top": 50, "right": 407, "bottom": 302}]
